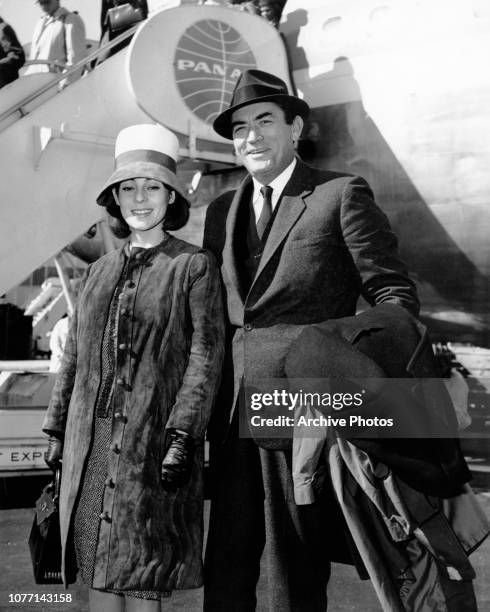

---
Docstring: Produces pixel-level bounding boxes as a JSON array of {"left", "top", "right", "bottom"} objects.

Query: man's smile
[{"left": 246, "top": 148, "right": 270, "bottom": 156}]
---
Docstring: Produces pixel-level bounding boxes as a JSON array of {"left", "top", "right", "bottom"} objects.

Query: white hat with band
[{"left": 96, "top": 124, "right": 185, "bottom": 207}]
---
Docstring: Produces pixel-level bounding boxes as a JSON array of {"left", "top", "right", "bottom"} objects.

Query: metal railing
[{"left": 0, "top": 25, "right": 139, "bottom": 128}]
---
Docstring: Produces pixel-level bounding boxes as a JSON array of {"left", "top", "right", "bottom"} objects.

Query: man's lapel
[
  {"left": 222, "top": 175, "right": 253, "bottom": 309},
  {"left": 248, "top": 161, "right": 314, "bottom": 297}
]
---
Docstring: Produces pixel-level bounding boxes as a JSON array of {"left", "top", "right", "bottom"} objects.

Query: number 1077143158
[{"left": 8, "top": 593, "right": 73, "bottom": 603}]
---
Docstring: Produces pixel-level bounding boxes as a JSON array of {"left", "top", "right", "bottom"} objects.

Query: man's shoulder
[
  {"left": 296, "top": 160, "right": 360, "bottom": 188},
  {"left": 57, "top": 7, "right": 84, "bottom": 25},
  {"left": 205, "top": 163, "right": 367, "bottom": 213},
  {"left": 206, "top": 188, "right": 238, "bottom": 218},
  {"left": 211, "top": 187, "right": 240, "bottom": 204},
  {"left": 203, "top": 187, "right": 242, "bottom": 253},
  {"left": 293, "top": 162, "right": 375, "bottom": 206}
]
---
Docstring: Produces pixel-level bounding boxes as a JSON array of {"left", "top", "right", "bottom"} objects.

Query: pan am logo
[{"left": 174, "top": 19, "right": 256, "bottom": 124}]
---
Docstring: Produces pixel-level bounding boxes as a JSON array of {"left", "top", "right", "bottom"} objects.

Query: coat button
[
  {"left": 244, "top": 323, "right": 253, "bottom": 331},
  {"left": 118, "top": 343, "right": 127, "bottom": 350},
  {"left": 120, "top": 308, "right": 127, "bottom": 316},
  {"left": 114, "top": 412, "right": 127, "bottom": 423},
  {"left": 116, "top": 377, "right": 124, "bottom": 386},
  {"left": 104, "top": 477, "right": 115, "bottom": 488},
  {"left": 110, "top": 443, "right": 120, "bottom": 454},
  {"left": 99, "top": 511, "right": 111, "bottom": 522},
  {"left": 127, "top": 281, "right": 136, "bottom": 289}
]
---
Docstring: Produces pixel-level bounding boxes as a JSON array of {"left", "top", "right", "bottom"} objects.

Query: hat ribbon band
[
  {"left": 233, "top": 83, "right": 288, "bottom": 106},
  {"left": 115, "top": 149, "right": 176, "bottom": 173}
]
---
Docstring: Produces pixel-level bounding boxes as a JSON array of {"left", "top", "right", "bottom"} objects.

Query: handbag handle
[{"left": 53, "top": 467, "right": 61, "bottom": 500}]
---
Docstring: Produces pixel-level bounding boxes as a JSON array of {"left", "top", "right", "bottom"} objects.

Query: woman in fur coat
[{"left": 43, "top": 124, "right": 225, "bottom": 611}]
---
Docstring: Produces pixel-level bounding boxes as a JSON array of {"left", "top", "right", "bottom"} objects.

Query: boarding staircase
[
  {"left": 23, "top": 278, "right": 66, "bottom": 353},
  {"left": 0, "top": 25, "right": 148, "bottom": 296},
  {"left": 0, "top": 4, "right": 291, "bottom": 297}
]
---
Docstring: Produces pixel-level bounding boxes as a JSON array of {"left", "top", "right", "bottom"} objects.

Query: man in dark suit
[{"left": 202, "top": 69, "right": 419, "bottom": 612}]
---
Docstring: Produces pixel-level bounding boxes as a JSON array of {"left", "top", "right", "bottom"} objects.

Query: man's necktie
[{"left": 257, "top": 185, "right": 273, "bottom": 240}]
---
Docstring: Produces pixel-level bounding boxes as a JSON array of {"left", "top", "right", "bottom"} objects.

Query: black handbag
[
  {"left": 28, "top": 468, "right": 63, "bottom": 584},
  {"left": 106, "top": 3, "right": 144, "bottom": 33}
]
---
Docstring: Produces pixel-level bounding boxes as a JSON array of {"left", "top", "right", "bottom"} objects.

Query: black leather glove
[
  {"left": 161, "top": 430, "right": 194, "bottom": 492},
  {"left": 44, "top": 435, "right": 63, "bottom": 471}
]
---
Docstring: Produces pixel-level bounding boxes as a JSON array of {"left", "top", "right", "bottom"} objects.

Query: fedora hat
[
  {"left": 96, "top": 123, "right": 186, "bottom": 208},
  {"left": 213, "top": 69, "right": 310, "bottom": 140}
]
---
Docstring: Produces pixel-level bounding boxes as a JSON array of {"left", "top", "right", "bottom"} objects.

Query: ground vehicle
[{"left": 0, "top": 366, "right": 53, "bottom": 477}]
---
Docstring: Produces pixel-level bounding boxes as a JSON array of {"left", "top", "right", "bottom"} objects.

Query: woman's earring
[{"left": 112, "top": 187, "right": 121, "bottom": 206}]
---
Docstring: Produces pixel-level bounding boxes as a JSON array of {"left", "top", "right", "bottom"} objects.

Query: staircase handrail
[{"left": 0, "top": 25, "right": 140, "bottom": 127}]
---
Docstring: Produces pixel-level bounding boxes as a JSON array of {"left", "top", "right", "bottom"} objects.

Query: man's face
[
  {"left": 37, "top": 0, "right": 60, "bottom": 17},
  {"left": 231, "top": 101, "right": 303, "bottom": 185}
]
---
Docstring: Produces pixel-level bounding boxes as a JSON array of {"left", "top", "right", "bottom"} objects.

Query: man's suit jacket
[{"left": 203, "top": 160, "right": 420, "bottom": 443}]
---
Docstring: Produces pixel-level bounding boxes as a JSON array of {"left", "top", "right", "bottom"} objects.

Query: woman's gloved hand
[
  {"left": 161, "top": 430, "right": 194, "bottom": 492},
  {"left": 44, "top": 435, "right": 63, "bottom": 471}
]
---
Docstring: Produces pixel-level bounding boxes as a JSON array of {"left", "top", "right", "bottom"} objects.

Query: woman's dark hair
[{"left": 104, "top": 184, "right": 190, "bottom": 238}]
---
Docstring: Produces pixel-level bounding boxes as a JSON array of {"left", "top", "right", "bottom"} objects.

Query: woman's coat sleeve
[
  {"left": 165, "top": 251, "right": 225, "bottom": 439},
  {"left": 42, "top": 268, "right": 90, "bottom": 436}
]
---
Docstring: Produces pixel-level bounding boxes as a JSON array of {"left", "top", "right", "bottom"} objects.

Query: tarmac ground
[{"left": 0, "top": 464, "right": 489, "bottom": 612}]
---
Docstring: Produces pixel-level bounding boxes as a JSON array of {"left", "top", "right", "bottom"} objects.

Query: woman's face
[{"left": 117, "top": 178, "right": 173, "bottom": 233}]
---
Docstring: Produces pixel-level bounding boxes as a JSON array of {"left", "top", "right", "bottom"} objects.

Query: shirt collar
[
  {"left": 252, "top": 158, "right": 297, "bottom": 205},
  {"left": 122, "top": 233, "right": 171, "bottom": 259},
  {"left": 43, "top": 7, "right": 68, "bottom": 24}
]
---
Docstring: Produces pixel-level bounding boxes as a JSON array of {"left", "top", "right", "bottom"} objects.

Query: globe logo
[{"left": 174, "top": 19, "right": 256, "bottom": 125}]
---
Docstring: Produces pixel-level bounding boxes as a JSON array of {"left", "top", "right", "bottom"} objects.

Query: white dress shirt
[{"left": 252, "top": 158, "right": 297, "bottom": 223}]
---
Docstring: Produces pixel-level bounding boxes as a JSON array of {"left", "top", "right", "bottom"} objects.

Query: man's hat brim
[{"left": 213, "top": 93, "right": 310, "bottom": 140}]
